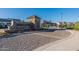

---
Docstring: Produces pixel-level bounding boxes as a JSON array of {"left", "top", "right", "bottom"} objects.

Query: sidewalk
[{"left": 34, "top": 30, "right": 79, "bottom": 51}]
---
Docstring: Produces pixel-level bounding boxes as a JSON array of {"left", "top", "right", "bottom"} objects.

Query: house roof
[
  {"left": 0, "top": 18, "right": 11, "bottom": 22},
  {"left": 0, "top": 18, "right": 21, "bottom": 22},
  {"left": 27, "top": 15, "right": 41, "bottom": 19}
]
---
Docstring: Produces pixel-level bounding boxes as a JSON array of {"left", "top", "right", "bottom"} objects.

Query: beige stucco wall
[
  {"left": 28, "top": 18, "right": 36, "bottom": 24},
  {"left": 0, "top": 29, "right": 8, "bottom": 33},
  {"left": 28, "top": 18, "right": 40, "bottom": 29}
]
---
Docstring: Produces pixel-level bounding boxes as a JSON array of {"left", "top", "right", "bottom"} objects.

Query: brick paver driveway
[{"left": 0, "top": 30, "right": 71, "bottom": 51}]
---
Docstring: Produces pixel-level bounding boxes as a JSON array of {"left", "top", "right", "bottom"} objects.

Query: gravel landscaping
[{"left": 0, "top": 30, "right": 71, "bottom": 51}]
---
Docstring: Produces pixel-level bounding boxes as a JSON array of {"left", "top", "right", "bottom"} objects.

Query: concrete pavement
[{"left": 34, "top": 30, "right": 79, "bottom": 51}]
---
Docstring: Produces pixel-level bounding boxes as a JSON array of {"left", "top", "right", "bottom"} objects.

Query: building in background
[
  {"left": 8, "top": 20, "right": 30, "bottom": 32},
  {"left": 0, "top": 18, "right": 11, "bottom": 28},
  {"left": 0, "top": 18, "right": 21, "bottom": 28},
  {"left": 7, "top": 15, "right": 41, "bottom": 32},
  {"left": 27, "top": 15, "right": 41, "bottom": 30}
]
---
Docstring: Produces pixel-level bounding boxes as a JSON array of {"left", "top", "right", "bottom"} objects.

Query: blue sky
[{"left": 0, "top": 8, "right": 79, "bottom": 22}]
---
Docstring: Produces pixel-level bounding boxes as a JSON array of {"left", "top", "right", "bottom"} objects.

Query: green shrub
[
  {"left": 74, "top": 22, "right": 79, "bottom": 30},
  {"left": 41, "top": 23, "right": 49, "bottom": 29},
  {"left": 63, "top": 24, "right": 74, "bottom": 29}
]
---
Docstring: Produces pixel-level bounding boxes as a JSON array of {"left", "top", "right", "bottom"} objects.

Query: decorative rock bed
[{"left": 0, "top": 30, "right": 71, "bottom": 51}]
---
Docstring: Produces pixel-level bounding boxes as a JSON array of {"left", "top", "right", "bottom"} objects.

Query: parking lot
[{"left": 0, "top": 30, "right": 71, "bottom": 51}]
